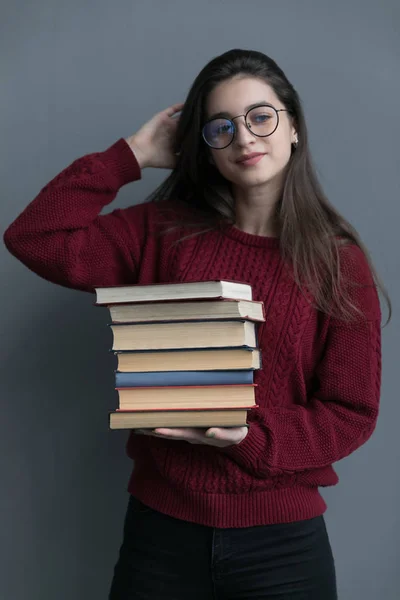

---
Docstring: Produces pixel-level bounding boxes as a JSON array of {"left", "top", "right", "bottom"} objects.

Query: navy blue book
[{"left": 115, "top": 369, "right": 254, "bottom": 388}]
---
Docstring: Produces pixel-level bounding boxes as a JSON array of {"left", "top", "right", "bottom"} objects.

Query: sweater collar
[{"left": 221, "top": 224, "right": 280, "bottom": 249}]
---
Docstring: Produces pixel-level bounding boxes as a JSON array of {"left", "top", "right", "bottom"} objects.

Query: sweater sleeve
[
  {"left": 3, "top": 138, "right": 149, "bottom": 293},
  {"left": 223, "top": 245, "right": 382, "bottom": 476}
]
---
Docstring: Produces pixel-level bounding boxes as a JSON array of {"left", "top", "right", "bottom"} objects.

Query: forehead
[{"left": 206, "top": 76, "right": 280, "bottom": 117}]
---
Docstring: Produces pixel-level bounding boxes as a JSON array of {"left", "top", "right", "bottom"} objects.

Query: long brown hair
[{"left": 148, "top": 49, "right": 391, "bottom": 324}]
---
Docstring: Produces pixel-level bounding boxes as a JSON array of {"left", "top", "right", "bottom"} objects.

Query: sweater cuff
[
  {"left": 222, "top": 422, "right": 267, "bottom": 469},
  {"left": 100, "top": 138, "right": 142, "bottom": 188}
]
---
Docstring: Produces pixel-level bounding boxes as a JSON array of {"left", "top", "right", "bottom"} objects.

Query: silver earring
[{"left": 293, "top": 135, "right": 298, "bottom": 149}]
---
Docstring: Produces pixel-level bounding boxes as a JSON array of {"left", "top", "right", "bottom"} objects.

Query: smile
[{"left": 236, "top": 153, "right": 266, "bottom": 166}]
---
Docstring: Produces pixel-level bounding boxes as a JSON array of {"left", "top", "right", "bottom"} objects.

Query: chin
[
  {"left": 217, "top": 161, "right": 286, "bottom": 190},
  {"left": 233, "top": 172, "right": 278, "bottom": 188}
]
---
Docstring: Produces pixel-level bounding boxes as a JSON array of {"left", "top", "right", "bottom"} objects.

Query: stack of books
[{"left": 94, "top": 280, "right": 264, "bottom": 430}]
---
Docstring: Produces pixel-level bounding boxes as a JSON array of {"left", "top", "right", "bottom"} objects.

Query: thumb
[
  {"left": 205, "top": 427, "right": 232, "bottom": 440},
  {"left": 206, "top": 427, "right": 248, "bottom": 443}
]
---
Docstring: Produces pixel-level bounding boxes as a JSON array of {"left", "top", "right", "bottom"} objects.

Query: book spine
[
  {"left": 114, "top": 369, "right": 254, "bottom": 388},
  {"left": 113, "top": 405, "right": 259, "bottom": 413},
  {"left": 108, "top": 318, "right": 249, "bottom": 326},
  {"left": 110, "top": 345, "right": 256, "bottom": 354},
  {"left": 115, "top": 383, "right": 257, "bottom": 391}
]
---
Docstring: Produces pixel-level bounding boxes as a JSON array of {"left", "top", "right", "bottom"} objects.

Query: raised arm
[{"left": 3, "top": 103, "right": 183, "bottom": 292}]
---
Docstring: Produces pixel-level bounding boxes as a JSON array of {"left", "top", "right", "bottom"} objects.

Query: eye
[
  {"left": 254, "top": 113, "right": 271, "bottom": 123},
  {"left": 247, "top": 106, "right": 276, "bottom": 127},
  {"left": 216, "top": 123, "right": 233, "bottom": 135},
  {"left": 249, "top": 111, "right": 273, "bottom": 125}
]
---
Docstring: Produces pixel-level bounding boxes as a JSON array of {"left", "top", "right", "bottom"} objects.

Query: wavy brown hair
[{"left": 148, "top": 48, "right": 391, "bottom": 324}]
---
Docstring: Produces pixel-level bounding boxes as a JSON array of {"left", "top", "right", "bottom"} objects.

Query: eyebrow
[{"left": 208, "top": 101, "right": 272, "bottom": 121}]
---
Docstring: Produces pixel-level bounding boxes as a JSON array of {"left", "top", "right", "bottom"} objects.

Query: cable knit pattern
[{"left": 3, "top": 138, "right": 382, "bottom": 528}]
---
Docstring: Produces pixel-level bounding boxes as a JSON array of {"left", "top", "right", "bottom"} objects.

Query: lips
[
  {"left": 236, "top": 152, "right": 266, "bottom": 163},
  {"left": 235, "top": 152, "right": 266, "bottom": 167}
]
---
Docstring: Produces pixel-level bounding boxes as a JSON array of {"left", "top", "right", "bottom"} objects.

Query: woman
[{"left": 4, "top": 49, "right": 389, "bottom": 599}]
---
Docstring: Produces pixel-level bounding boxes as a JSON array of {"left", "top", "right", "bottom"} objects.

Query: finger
[
  {"left": 133, "top": 428, "right": 170, "bottom": 438},
  {"left": 153, "top": 427, "right": 208, "bottom": 444},
  {"left": 206, "top": 427, "right": 247, "bottom": 443},
  {"left": 165, "top": 102, "right": 184, "bottom": 117},
  {"left": 153, "top": 427, "right": 197, "bottom": 438},
  {"left": 134, "top": 429, "right": 161, "bottom": 437}
]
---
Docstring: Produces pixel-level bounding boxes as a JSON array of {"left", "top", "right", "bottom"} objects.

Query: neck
[{"left": 232, "top": 181, "right": 281, "bottom": 237}]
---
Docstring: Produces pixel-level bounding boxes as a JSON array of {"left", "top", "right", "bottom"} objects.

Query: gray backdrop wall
[{"left": 1, "top": 1, "right": 399, "bottom": 598}]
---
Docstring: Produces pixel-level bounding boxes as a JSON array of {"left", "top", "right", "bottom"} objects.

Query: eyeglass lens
[{"left": 203, "top": 105, "right": 279, "bottom": 149}]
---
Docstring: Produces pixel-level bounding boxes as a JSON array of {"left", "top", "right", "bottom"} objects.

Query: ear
[
  {"left": 290, "top": 123, "right": 297, "bottom": 143},
  {"left": 290, "top": 116, "right": 299, "bottom": 144}
]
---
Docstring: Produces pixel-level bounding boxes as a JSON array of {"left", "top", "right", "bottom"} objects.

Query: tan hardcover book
[
  {"left": 107, "top": 299, "right": 265, "bottom": 323},
  {"left": 115, "top": 348, "right": 261, "bottom": 372},
  {"left": 110, "top": 320, "right": 256, "bottom": 351},
  {"left": 109, "top": 408, "right": 252, "bottom": 429},
  {"left": 95, "top": 280, "right": 252, "bottom": 305},
  {"left": 116, "top": 384, "right": 256, "bottom": 410}
]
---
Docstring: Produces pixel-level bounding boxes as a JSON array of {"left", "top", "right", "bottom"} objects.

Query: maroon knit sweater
[{"left": 3, "top": 138, "right": 382, "bottom": 528}]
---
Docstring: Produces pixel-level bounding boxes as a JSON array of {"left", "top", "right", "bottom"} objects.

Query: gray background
[{"left": 1, "top": 0, "right": 399, "bottom": 598}]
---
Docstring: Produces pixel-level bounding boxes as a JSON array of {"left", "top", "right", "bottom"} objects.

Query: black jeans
[{"left": 109, "top": 495, "right": 337, "bottom": 600}]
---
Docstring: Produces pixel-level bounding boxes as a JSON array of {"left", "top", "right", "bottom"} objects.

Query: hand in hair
[{"left": 125, "top": 103, "right": 184, "bottom": 170}]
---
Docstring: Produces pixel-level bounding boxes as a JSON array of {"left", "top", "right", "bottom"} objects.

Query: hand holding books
[
  {"left": 94, "top": 279, "right": 265, "bottom": 431},
  {"left": 134, "top": 425, "right": 248, "bottom": 446}
]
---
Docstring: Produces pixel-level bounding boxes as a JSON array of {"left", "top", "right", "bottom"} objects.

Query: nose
[{"left": 233, "top": 117, "right": 256, "bottom": 146}]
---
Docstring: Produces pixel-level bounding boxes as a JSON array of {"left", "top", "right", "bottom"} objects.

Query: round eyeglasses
[{"left": 202, "top": 104, "right": 289, "bottom": 150}]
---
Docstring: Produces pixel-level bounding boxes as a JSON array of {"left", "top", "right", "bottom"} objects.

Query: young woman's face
[{"left": 204, "top": 76, "right": 297, "bottom": 191}]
